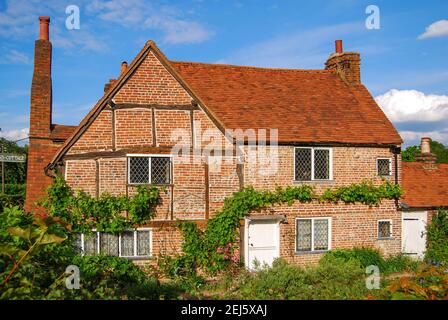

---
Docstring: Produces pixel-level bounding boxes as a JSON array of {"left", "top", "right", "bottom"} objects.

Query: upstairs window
[
  {"left": 128, "top": 155, "right": 171, "bottom": 185},
  {"left": 377, "top": 158, "right": 392, "bottom": 176},
  {"left": 294, "top": 147, "right": 332, "bottom": 181}
]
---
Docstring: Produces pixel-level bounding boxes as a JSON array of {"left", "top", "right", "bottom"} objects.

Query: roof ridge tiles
[{"left": 170, "top": 60, "right": 335, "bottom": 73}]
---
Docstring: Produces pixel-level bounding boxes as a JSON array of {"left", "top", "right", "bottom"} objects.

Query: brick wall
[
  {"left": 244, "top": 145, "right": 398, "bottom": 192},
  {"left": 114, "top": 51, "right": 192, "bottom": 105},
  {"left": 244, "top": 200, "right": 401, "bottom": 265}
]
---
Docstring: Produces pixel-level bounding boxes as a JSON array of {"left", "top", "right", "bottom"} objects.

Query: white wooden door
[
  {"left": 245, "top": 219, "right": 279, "bottom": 269},
  {"left": 402, "top": 211, "right": 427, "bottom": 259}
]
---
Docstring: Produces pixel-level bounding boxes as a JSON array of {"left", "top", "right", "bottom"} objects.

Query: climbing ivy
[
  {"left": 172, "top": 180, "right": 402, "bottom": 275},
  {"left": 40, "top": 176, "right": 160, "bottom": 234}
]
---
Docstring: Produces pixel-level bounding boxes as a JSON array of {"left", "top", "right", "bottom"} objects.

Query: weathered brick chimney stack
[
  {"left": 25, "top": 16, "right": 55, "bottom": 212},
  {"left": 325, "top": 40, "right": 361, "bottom": 85},
  {"left": 415, "top": 137, "right": 437, "bottom": 168},
  {"left": 29, "top": 16, "right": 52, "bottom": 138}
]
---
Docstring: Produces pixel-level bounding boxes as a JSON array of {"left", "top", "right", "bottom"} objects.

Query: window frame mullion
[
  {"left": 310, "top": 218, "right": 315, "bottom": 251},
  {"left": 134, "top": 230, "right": 138, "bottom": 257},
  {"left": 311, "top": 149, "right": 315, "bottom": 181},
  {"left": 148, "top": 157, "right": 152, "bottom": 184}
]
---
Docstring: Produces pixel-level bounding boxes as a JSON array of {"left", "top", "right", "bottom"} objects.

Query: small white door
[
  {"left": 245, "top": 219, "right": 279, "bottom": 269},
  {"left": 402, "top": 211, "right": 427, "bottom": 259}
]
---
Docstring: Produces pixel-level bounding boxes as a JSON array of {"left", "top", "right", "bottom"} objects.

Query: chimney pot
[
  {"left": 421, "top": 137, "right": 431, "bottom": 154},
  {"left": 335, "top": 40, "right": 343, "bottom": 53},
  {"left": 39, "top": 16, "right": 50, "bottom": 41},
  {"left": 121, "top": 61, "right": 128, "bottom": 75}
]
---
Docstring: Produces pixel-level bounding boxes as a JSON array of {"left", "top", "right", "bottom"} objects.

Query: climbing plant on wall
[
  {"left": 41, "top": 176, "right": 160, "bottom": 234},
  {"left": 171, "top": 180, "right": 402, "bottom": 275}
]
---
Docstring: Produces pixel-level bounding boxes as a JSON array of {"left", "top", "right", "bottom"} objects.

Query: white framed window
[
  {"left": 378, "top": 220, "right": 392, "bottom": 239},
  {"left": 294, "top": 147, "right": 332, "bottom": 181},
  {"left": 127, "top": 154, "right": 172, "bottom": 185},
  {"left": 377, "top": 158, "right": 392, "bottom": 176},
  {"left": 296, "top": 217, "right": 332, "bottom": 253},
  {"left": 75, "top": 228, "right": 152, "bottom": 258}
]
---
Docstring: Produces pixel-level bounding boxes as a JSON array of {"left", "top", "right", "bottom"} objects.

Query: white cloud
[
  {"left": 375, "top": 89, "right": 448, "bottom": 146},
  {"left": 87, "top": 0, "right": 213, "bottom": 44},
  {"left": 144, "top": 16, "right": 212, "bottom": 44},
  {"left": 0, "top": 128, "right": 29, "bottom": 142},
  {"left": 418, "top": 20, "right": 448, "bottom": 40},
  {"left": 2, "top": 49, "right": 30, "bottom": 64},
  {"left": 400, "top": 130, "right": 448, "bottom": 147},
  {"left": 375, "top": 89, "right": 448, "bottom": 123}
]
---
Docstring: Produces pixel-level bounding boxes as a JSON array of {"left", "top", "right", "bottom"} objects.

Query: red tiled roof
[
  {"left": 170, "top": 61, "right": 402, "bottom": 145},
  {"left": 50, "top": 124, "right": 77, "bottom": 140},
  {"left": 402, "top": 162, "right": 448, "bottom": 208}
]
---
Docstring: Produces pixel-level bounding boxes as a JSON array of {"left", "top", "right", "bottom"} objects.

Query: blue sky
[{"left": 0, "top": 0, "right": 447, "bottom": 146}]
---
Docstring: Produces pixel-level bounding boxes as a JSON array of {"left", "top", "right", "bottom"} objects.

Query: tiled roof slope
[
  {"left": 170, "top": 61, "right": 402, "bottom": 145},
  {"left": 402, "top": 162, "right": 448, "bottom": 208}
]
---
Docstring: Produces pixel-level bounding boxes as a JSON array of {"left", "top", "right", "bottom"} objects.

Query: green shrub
[
  {"left": 4, "top": 184, "right": 26, "bottom": 196},
  {"left": 0, "top": 194, "right": 24, "bottom": 212},
  {"left": 226, "top": 258, "right": 369, "bottom": 300},
  {"left": 322, "top": 247, "right": 384, "bottom": 269},
  {"left": 425, "top": 210, "right": 448, "bottom": 264},
  {"left": 321, "top": 247, "right": 415, "bottom": 275}
]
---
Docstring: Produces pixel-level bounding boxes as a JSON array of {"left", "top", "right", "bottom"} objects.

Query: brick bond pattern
[{"left": 30, "top": 46, "right": 404, "bottom": 264}]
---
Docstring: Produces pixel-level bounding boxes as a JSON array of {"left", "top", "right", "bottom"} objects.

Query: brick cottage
[{"left": 25, "top": 17, "right": 445, "bottom": 267}]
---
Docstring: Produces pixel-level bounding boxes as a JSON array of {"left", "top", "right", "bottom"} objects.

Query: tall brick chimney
[
  {"left": 325, "top": 40, "right": 361, "bottom": 85},
  {"left": 25, "top": 16, "right": 54, "bottom": 212},
  {"left": 415, "top": 137, "right": 437, "bottom": 167},
  {"left": 30, "top": 16, "right": 52, "bottom": 138}
]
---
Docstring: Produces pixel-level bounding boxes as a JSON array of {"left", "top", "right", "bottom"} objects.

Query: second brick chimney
[
  {"left": 415, "top": 137, "right": 437, "bottom": 167},
  {"left": 325, "top": 40, "right": 361, "bottom": 85}
]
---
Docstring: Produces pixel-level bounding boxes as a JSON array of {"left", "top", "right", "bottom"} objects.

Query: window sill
[
  {"left": 295, "top": 250, "right": 329, "bottom": 255},
  {"left": 127, "top": 183, "right": 173, "bottom": 187},
  {"left": 377, "top": 237, "right": 394, "bottom": 241},
  {"left": 122, "top": 256, "right": 154, "bottom": 261},
  {"left": 293, "top": 180, "right": 334, "bottom": 184}
]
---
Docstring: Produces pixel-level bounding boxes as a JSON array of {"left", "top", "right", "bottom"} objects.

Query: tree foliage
[{"left": 0, "top": 138, "right": 27, "bottom": 185}]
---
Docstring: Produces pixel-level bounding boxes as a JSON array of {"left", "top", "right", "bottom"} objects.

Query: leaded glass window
[
  {"left": 137, "top": 230, "right": 151, "bottom": 256},
  {"left": 128, "top": 156, "right": 171, "bottom": 185},
  {"left": 84, "top": 233, "right": 98, "bottom": 255},
  {"left": 75, "top": 230, "right": 151, "bottom": 258},
  {"left": 100, "top": 233, "right": 119, "bottom": 256},
  {"left": 377, "top": 158, "right": 391, "bottom": 176},
  {"left": 296, "top": 218, "right": 331, "bottom": 252},
  {"left": 120, "top": 231, "right": 135, "bottom": 257},
  {"left": 294, "top": 148, "right": 331, "bottom": 181},
  {"left": 378, "top": 220, "right": 392, "bottom": 239}
]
